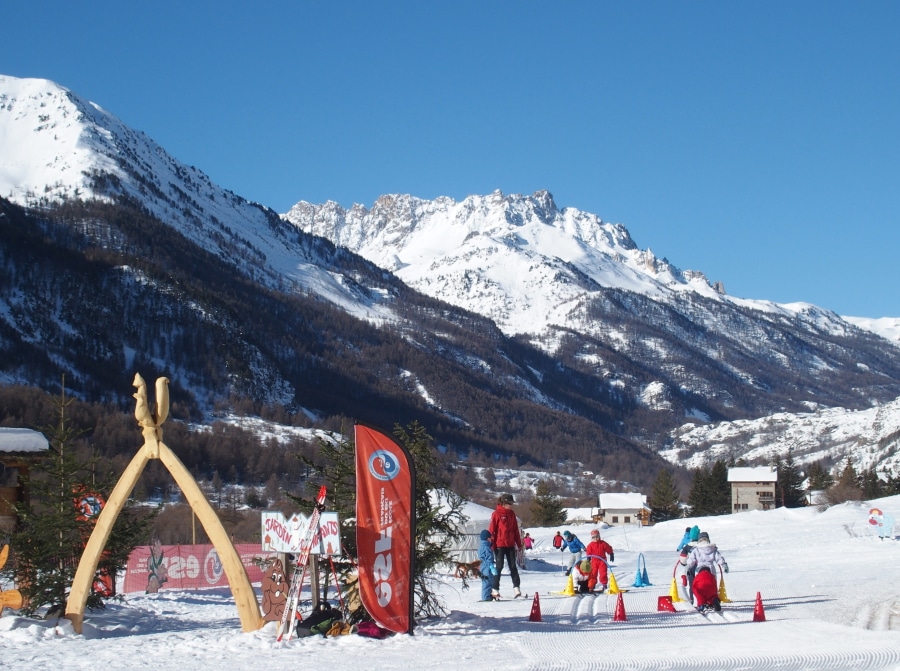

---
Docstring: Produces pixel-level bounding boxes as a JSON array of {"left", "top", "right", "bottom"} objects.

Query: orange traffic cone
[
  {"left": 613, "top": 592, "right": 627, "bottom": 622},
  {"left": 657, "top": 595, "right": 676, "bottom": 612},
  {"left": 529, "top": 593, "right": 542, "bottom": 622},
  {"left": 752, "top": 592, "right": 766, "bottom": 622}
]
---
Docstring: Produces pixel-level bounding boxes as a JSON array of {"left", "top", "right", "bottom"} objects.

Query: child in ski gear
[
  {"left": 488, "top": 493, "right": 523, "bottom": 598},
  {"left": 523, "top": 532, "right": 534, "bottom": 550},
  {"left": 560, "top": 530, "right": 586, "bottom": 575},
  {"left": 685, "top": 531, "right": 727, "bottom": 611},
  {"left": 478, "top": 529, "right": 498, "bottom": 601},
  {"left": 552, "top": 531, "right": 564, "bottom": 549},
  {"left": 585, "top": 528, "right": 614, "bottom": 591},
  {"left": 676, "top": 526, "right": 692, "bottom": 552},
  {"left": 573, "top": 558, "right": 593, "bottom": 594}
]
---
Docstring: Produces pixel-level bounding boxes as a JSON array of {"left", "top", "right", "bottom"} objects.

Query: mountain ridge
[{"left": 2, "top": 73, "right": 900, "bottom": 484}]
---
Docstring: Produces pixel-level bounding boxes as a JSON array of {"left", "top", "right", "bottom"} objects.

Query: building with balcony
[{"left": 727, "top": 466, "right": 777, "bottom": 513}]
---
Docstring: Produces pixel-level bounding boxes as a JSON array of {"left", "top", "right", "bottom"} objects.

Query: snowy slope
[
  {"left": 2, "top": 495, "right": 899, "bottom": 670},
  {"left": 662, "top": 396, "right": 900, "bottom": 472}
]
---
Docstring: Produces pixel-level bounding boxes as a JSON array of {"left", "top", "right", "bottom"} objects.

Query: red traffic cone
[
  {"left": 657, "top": 595, "right": 676, "bottom": 612},
  {"left": 529, "top": 592, "right": 542, "bottom": 622},
  {"left": 752, "top": 592, "right": 766, "bottom": 622},
  {"left": 613, "top": 592, "right": 627, "bottom": 622}
]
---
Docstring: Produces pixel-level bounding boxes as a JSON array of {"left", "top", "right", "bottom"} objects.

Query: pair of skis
[{"left": 276, "top": 485, "right": 327, "bottom": 642}]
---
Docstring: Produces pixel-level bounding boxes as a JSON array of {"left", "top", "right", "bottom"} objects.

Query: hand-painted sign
[{"left": 260, "top": 510, "right": 341, "bottom": 555}]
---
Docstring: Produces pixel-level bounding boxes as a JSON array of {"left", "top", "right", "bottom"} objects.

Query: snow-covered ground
[{"left": 2, "top": 496, "right": 900, "bottom": 670}]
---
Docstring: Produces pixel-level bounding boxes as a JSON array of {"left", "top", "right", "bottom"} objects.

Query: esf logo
[{"left": 368, "top": 450, "right": 401, "bottom": 481}]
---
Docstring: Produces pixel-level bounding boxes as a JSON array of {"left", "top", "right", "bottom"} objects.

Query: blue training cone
[{"left": 632, "top": 553, "right": 652, "bottom": 588}]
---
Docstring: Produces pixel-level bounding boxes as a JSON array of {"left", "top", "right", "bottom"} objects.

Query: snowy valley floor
[{"left": 2, "top": 496, "right": 900, "bottom": 670}]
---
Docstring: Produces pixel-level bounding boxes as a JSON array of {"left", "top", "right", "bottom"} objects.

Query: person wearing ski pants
[
  {"left": 685, "top": 531, "right": 728, "bottom": 611},
  {"left": 477, "top": 529, "right": 498, "bottom": 601},
  {"left": 488, "top": 493, "right": 523, "bottom": 598},
  {"left": 585, "top": 529, "right": 614, "bottom": 591},
  {"left": 559, "top": 531, "right": 586, "bottom": 575}
]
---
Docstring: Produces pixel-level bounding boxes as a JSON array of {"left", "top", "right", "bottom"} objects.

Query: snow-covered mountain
[
  {"left": 0, "top": 75, "right": 389, "bottom": 320},
  {"left": 4, "top": 73, "right": 900, "bottom": 479},
  {"left": 283, "top": 191, "right": 880, "bottom": 344},
  {"left": 662, "top": 396, "right": 900, "bottom": 473}
]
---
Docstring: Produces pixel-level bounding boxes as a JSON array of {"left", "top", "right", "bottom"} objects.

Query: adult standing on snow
[
  {"left": 685, "top": 531, "right": 728, "bottom": 611},
  {"left": 559, "top": 530, "right": 586, "bottom": 575},
  {"left": 552, "top": 531, "right": 564, "bottom": 549},
  {"left": 477, "top": 530, "right": 498, "bottom": 601},
  {"left": 488, "top": 493, "right": 523, "bottom": 599},
  {"left": 585, "top": 529, "right": 614, "bottom": 591}
]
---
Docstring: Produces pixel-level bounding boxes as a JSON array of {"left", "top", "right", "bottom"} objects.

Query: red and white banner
[
  {"left": 355, "top": 424, "right": 415, "bottom": 635},
  {"left": 123, "top": 543, "right": 273, "bottom": 593}
]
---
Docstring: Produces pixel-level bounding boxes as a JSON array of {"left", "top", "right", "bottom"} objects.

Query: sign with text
[
  {"left": 260, "top": 510, "right": 341, "bottom": 555},
  {"left": 123, "top": 543, "right": 272, "bottom": 593}
]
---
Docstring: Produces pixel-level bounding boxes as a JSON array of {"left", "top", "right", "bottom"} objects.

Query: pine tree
[
  {"left": 709, "top": 460, "right": 731, "bottom": 515},
  {"left": 774, "top": 448, "right": 806, "bottom": 508},
  {"left": 823, "top": 456, "right": 862, "bottom": 505},
  {"left": 806, "top": 460, "right": 834, "bottom": 491},
  {"left": 687, "top": 465, "right": 713, "bottom": 516},
  {"left": 648, "top": 469, "right": 681, "bottom": 522},
  {"left": 529, "top": 480, "right": 567, "bottom": 526},
  {"left": 10, "top": 380, "right": 153, "bottom": 617}
]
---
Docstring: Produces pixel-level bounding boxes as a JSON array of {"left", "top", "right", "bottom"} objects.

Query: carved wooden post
[{"left": 65, "top": 374, "right": 264, "bottom": 633}]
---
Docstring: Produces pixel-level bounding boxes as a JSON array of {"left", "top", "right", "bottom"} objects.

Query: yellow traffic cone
[
  {"left": 560, "top": 573, "right": 576, "bottom": 596},
  {"left": 607, "top": 570, "right": 622, "bottom": 594},
  {"left": 717, "top": 574, "right": 732, "bottom": 603},
  {"left": 669, "top": 577, "right": 684, "bottom": 603}
]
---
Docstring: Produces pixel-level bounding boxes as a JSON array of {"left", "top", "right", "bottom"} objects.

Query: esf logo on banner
[{"left": 368, "top": 449, "right": 401, "bottom": 481}]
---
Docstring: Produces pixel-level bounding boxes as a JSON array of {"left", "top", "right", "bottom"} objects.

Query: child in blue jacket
[
  {"left": 478, "top": 529, "right": 498, "bottom": 601},
  {"left": 560, "top": 530, "right": 586, "bottom": 575}
]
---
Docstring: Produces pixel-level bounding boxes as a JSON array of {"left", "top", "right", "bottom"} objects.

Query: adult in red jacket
[
  {"left": 585, "top": 528, "right": 614, "bottom": 591},
  {"left": 488, "top": 493, "right": 523, "bottom": 599}
]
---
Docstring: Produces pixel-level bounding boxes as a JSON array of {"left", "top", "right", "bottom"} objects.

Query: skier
[
  {"left": 488, "top": 493, "right": 523, "bottom": 598},
  {"left": 676, "top": 526, "right": 693, "bottom": 552},
  {"left": 685, "top": 531, "right": 728, "bottom": 612},
  {"left": 585, "top": 528, "right": 614, "bottom": 592},
  {"left": 559, "top": 530, "right": 586, "bottom": 575},
  {"left": 477, "top": 530, "right": 498, "bottom": 601}
]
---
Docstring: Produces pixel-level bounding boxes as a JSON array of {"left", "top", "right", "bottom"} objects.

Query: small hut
[{"left": 0, "top": 428, "right": 49, "bottom": 530}]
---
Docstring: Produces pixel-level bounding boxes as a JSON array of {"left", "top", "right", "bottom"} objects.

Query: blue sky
[{"left": 5, "top": 2, "right": 899, "bottom": 318}]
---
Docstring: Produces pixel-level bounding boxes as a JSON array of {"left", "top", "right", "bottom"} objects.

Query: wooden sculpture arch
[{"left": 65, "top": 374, "right": 264, "bottom": 633}]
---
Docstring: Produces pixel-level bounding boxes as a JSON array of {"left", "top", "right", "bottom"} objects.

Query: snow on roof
[
  {"left": 728, "top": 466, "right": 777, "bottom": 482},
  {"left": 0, "top": 427, "right": 49, "bottom": 454},
  {"left": 599, "top": 492, "right": 648, "bottom": 509}
]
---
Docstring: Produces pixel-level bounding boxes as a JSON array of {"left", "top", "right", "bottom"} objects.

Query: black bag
[{"left": 295, "top": 602, "right": 343, "bottom": 636}]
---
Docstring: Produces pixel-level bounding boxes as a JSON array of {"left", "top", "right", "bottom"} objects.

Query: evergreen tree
[
  {"left": 709, "top": 460, "right": 731, "bottom": 515},
  {"left": 774, "top": 448, "right": 806, "bottom": 508},
  {"left": 687, "top": 466, "right": 712, "bottom": 516},
  {"left": 529, "top": 480, "right": 567, "bottom": 526},
  {"left": 806, "top": 460, "right": 834, "bottom": 491},
  {"left": 858, "top": 467, "right": 884, "bottom": 500},
  {"left": 823, "top": 456, "right": 862, "bottom": 505},
  {"left": 10, "top": 380, "right": 153, "bottom": 617},
  {"left": 648, "top": 469, "right": 681, "bottom": 522}
]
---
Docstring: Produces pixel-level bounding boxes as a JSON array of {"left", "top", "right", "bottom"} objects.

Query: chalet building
[
  {"left": 728, "top": 466, "right": 777, "bottom": 513},
  {"left": 596, "top": 493, "right": 651, "bottom": 527},
  {"left": 0, "top": 428, "right": 49, "bottom": 530}
]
